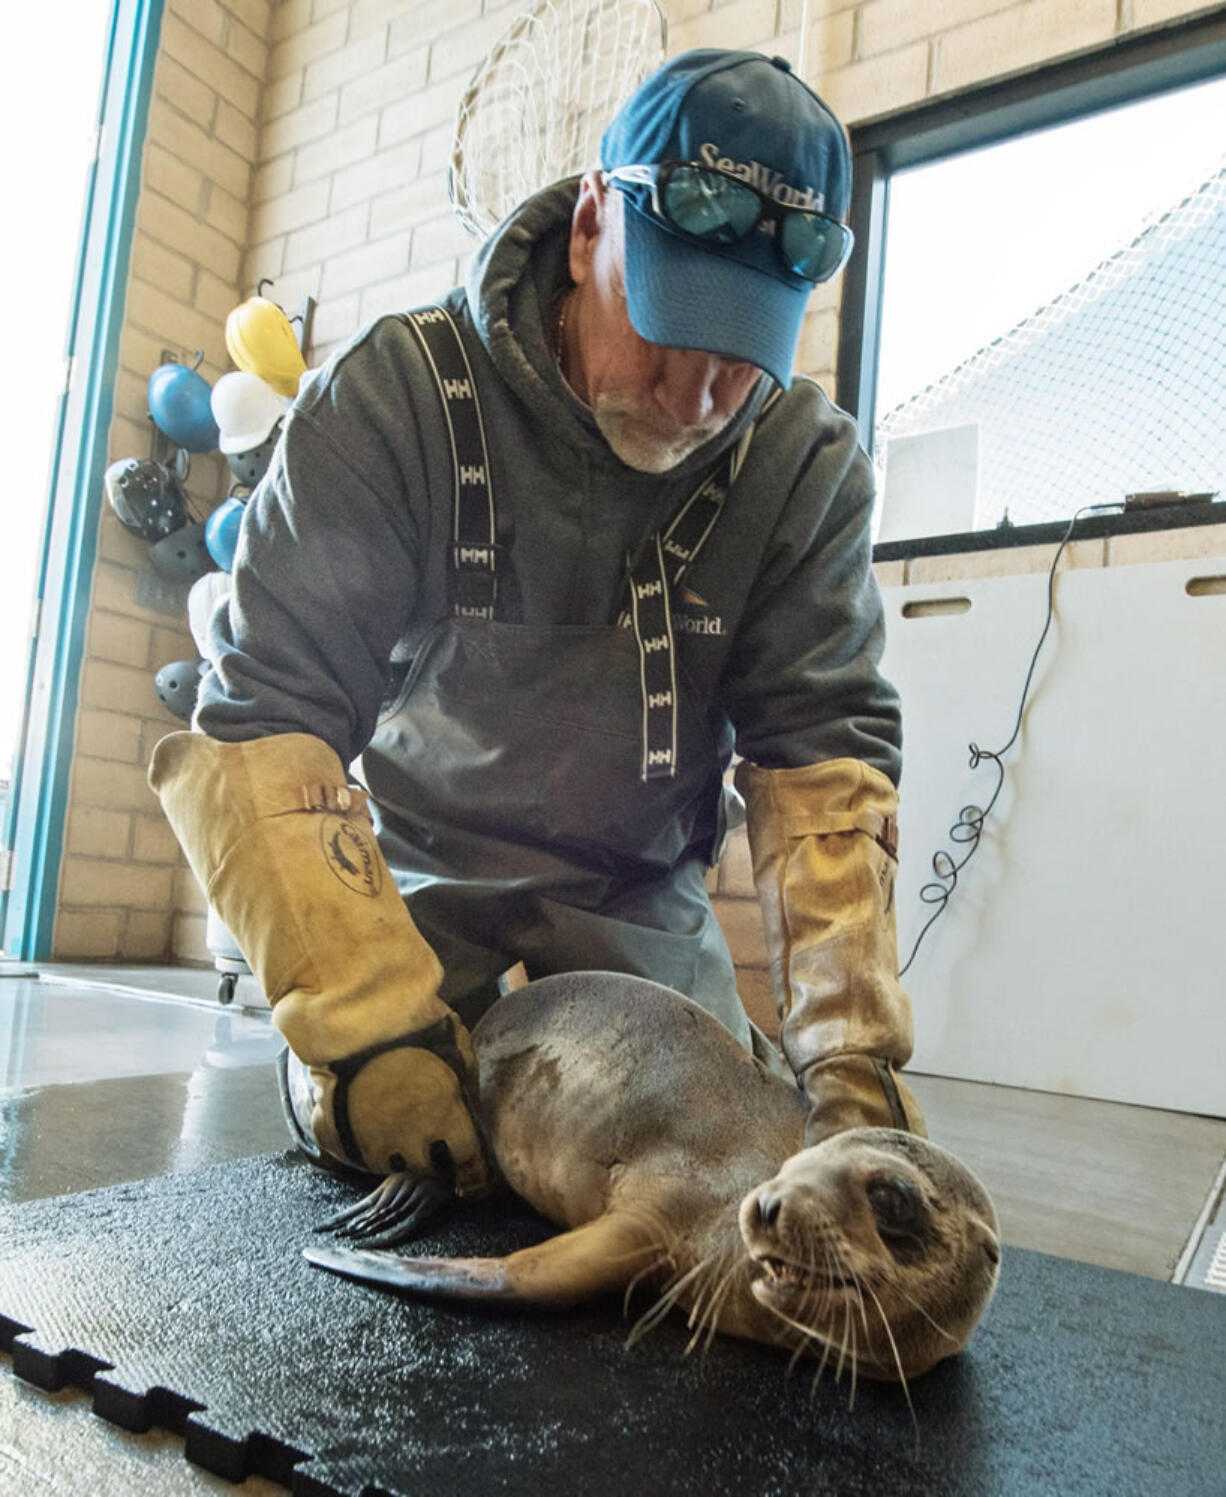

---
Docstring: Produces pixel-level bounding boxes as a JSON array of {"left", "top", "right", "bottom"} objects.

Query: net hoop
[{"left": 449, "top": 0, "right": 667, "bottom": 238}]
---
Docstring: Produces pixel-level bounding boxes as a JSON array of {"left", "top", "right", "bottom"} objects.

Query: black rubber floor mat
[{"left": 1, "top": 1151, "right": 1223, "bottom": 1496}]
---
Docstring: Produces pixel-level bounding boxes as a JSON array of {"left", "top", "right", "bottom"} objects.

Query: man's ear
[{"left": 569, "top": 170, "right": 608, "bottom": 286}]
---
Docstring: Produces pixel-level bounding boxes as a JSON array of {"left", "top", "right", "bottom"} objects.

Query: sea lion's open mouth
[{"left": 750, "top": 1254, "right": 855, "bottom": 1296}]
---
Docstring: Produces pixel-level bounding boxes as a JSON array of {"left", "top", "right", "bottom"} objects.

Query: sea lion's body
[
  {"left": 309, "top": 972, "right": 1001, "bottom": 1380},
  {"left": 475, "top": 972, "right": 804, "bottom": 1250}
]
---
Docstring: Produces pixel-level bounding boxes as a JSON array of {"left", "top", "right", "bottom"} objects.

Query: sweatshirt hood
[{"left": 464, "top": 178, "right": 767, "bottom": 476}]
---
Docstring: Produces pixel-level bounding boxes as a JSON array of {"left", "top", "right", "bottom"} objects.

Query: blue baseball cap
[{"left": 600, "top": 49, "right": 853, "bottom": 387}]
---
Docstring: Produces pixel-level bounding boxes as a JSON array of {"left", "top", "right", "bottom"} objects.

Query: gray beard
[{"left": 593, "top": 396, "right": 727, "bottom": 474}]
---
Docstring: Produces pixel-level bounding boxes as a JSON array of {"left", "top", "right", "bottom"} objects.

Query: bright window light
[
  {"left": 0, "top": 4, "right": 113, "bottom": 787},
  {"left": 873, "top": 74, "right": 1226, "bottom": 542}
]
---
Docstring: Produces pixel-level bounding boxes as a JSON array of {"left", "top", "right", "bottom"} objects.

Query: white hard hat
[
  {"left": 187, "top": 569, "right": 234, "bottom": 663},
  {"left": 210, "top": 370, "right": 290, "bottom": 456}
]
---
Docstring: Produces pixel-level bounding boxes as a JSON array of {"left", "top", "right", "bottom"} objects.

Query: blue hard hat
[
  {"left": 148, "top": 361, "right": 220, "bottom": 452},
  {"left": 204, "top": 494, "right": 245, "bottom": 572}
]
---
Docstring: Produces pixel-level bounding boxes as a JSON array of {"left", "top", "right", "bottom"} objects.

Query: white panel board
[
  {"left": 881, "top": 555, "right": 1226, "bottom": 1116},
  {"left": 878, "top": 423, "right": 979, "bottom": 541}
]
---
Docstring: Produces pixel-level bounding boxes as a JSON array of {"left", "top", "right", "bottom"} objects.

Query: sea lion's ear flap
[{"left": 969, "top": 1213, "right": 1001, "bottom": 1267}]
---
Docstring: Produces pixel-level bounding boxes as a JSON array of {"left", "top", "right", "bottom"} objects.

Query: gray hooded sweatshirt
[
  {"left": 197, "top": 181, "right": 901, "bottom": 785},
  {"left": 195, "top": 182, "right": 901, "bottom": 1028}
]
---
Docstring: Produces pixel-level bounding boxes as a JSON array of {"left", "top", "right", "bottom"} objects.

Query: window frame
[
  {"left": 1, "top": 0, "right": 166, "bottom": 959},
  {"left": 836, "top": 9, "right": 1226, "bottom": 560}
]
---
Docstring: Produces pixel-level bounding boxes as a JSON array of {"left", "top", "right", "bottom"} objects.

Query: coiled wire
[{"left": 898, "top": 502, "right": 1124, "bottom": 977}]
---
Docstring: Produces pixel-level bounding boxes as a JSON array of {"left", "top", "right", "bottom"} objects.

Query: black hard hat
[{"left": 104, "top": 458, "right": 187, "bottom": 541}]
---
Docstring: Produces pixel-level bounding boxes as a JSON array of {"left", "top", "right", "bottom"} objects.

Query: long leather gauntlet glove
[
  {"left": 734, "top": 756, "right": 926, "bottom": 1144},
  {"left": 149, "top": 731, "right": 488, "bottom": 1194}
]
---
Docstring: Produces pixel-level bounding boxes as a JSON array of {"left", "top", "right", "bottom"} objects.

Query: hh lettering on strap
[{"left": 403, "top": 307, "right": 498, "bottom": 622}]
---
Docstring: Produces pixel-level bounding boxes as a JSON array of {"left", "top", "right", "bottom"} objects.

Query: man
[{"left": 150, "top": 48, "right": 924, "bottom": 1217}]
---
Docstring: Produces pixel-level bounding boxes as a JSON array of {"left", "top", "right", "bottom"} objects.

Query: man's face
[{"left": 564, "top": 179, "right": 763, "bottom": 474}]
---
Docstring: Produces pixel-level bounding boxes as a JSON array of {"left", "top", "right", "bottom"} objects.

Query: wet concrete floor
[{"left": 0, "top": 973, "right": 287, "bottom": 1207}]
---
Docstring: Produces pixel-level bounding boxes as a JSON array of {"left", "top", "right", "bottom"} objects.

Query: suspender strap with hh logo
[
  {"left": 403, "top": 306, "right": 498, "bottom": 620},
  {"left": 404, "top": 301, "right": 771, "bottom": 783},
  {"left": 620, "top": 398, "right": 772, "bottom": 780},
  {"left": 621, "top": 447, "right": 736, "bottom": 781}
]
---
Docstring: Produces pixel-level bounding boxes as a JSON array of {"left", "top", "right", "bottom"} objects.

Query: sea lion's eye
[{"left": 866, "top": 1175, "right": 924, "bottom": 1238}]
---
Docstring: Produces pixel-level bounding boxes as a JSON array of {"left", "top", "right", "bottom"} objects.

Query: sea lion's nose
[{"left": 756, "top": 1190, "right": 782, "bottom": 1227}]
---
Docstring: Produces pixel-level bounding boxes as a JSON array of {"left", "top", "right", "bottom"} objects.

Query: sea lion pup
[{"left": 304, "top": 972, "right": 1001, "bottom": 1383}]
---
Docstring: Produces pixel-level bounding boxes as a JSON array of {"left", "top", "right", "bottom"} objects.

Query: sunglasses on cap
[{"left": 605, "top": 161, "right": 854, "bottom": 284}]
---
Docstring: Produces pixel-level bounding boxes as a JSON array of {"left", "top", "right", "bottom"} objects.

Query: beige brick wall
[
  {"left": 55, "top": 0, "right": 1220, "bottom": 974},
  {"left": 243, "top": 0, "right": 527, "bottom": 362}
]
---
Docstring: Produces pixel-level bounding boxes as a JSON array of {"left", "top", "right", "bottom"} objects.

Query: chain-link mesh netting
[
  {"left": 874, "top": 160, "right": 1226, "bottom": 534},
  {"left": 449, "top": 0, "right": 666, "bottom": 239}
]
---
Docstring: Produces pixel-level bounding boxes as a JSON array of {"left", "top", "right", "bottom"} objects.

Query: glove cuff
[{"left": 799, "top": 1054, "right": 927, "bottom": 1144}]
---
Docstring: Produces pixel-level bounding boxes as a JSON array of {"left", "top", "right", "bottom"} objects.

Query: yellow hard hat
[{"left": 225, "top": 296, "right": 307, "bottom": 398}]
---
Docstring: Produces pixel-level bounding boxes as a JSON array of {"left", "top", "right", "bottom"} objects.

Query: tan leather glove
[
  {"left": 735, "top": 756, "right": 926, "bottom": 1143},
  {"left": 149, "top": 731, "right": 488, "bottom": 1194}
]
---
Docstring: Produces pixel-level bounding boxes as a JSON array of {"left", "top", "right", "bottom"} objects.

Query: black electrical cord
[{"left": 898, "top": 502, "right": 1125, "bottom": 978}]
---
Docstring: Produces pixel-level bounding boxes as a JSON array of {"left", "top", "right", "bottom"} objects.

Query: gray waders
[{"left": 359, "top": 306, "right": 753, "bottom": 1049}]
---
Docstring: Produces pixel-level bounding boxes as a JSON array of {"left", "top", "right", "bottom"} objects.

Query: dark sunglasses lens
[
  {"left": 781, "top": 213, "right": 851, "bottom": 280},
  {"left": 661, "top": 165, "right": 760, "bottom": 244}
]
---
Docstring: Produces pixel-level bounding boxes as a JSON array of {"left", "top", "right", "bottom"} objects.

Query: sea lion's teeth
[{"left": 760, "top": 1257, "right": 808, "bottom": 1285}]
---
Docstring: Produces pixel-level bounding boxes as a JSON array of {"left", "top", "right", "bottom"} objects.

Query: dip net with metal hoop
[{"left": 448, "top": 0, "right": 668, "bottom": 238}]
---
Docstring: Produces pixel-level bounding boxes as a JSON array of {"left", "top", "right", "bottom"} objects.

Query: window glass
[
  {"left": 872, "top": 75, "right": 1226, "bottom": 542},
  {"left": 0, "top": 4, "right": 112, "bottom": 802}
]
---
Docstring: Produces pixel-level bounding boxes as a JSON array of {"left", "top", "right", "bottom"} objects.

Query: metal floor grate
[
  {"left": 1207, "top": 1230, "right": 1226, "bottom": 1293},
  {"left": 1173, "top": 1149, "right": 1226, "bottom": 1293},
  {"left": 1175, "top": 1156, "right": 1226, "bottom": 1295}
]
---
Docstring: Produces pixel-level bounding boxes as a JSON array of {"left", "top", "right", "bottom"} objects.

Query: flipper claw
[{"left": 314, "top": 1171, "right": 450, "bottom": 1247}]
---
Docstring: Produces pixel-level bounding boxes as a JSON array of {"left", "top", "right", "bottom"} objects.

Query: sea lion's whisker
[
  {"left": 627, "top": 1258, "right": 709, "bottom": 1346},
  {"left": 810, "top": 1240, "right": 856, "bottom": 1407},
  {"left": 622, "top": 1252, "right": 674, "bottom": 1316},
  {"left": 844, "top": 1292, "right": 865, "bottom": 1388},
  {"left": 685, "top": 1245, "right": 738, "bottom": 1353},
  {"left": 626, "top": 1282, "right": 688, "bottom": 1344},
  {"left": 817, "top": 1236, "right": 850, "bottom": 1386},
  {"left": 631, "top": 1274, "right": 694, "bottom": 1334},
  {"left": 799, "top": 1240, "right": 822, "bottom": 1316},
  {"left": 812, "top": 1319, "right": 836, "bottom": 1394},
  {"left": 683, "top": 1248, "right": 725, "bottom": 1339},
  {"left": 700, "top": 1253, "right": 744, "bottom": 1351},
  {"left": 891, "top": 1282, "right": 962, "bottom": 1344},
  {"left": 684, "top": 1263, "right": 720, "bottom": 1350},
  {"left": 687, "top": 1260, "right": 725, "bottom": 1342},
  {"left": 862, "top": 1277, "right": 920, "bottom": 1449},
  {"left": 836, "top": 1280, "right": 855, "bottom": 1388},
  {"left": 766, "top": 1302, "right": 838, "bottom": 1393},
  {"left": 782, "top": 1272, "right": 818, "bottom": 1376},
  {"left": 764, "top": 1304, "right": 829, "bottom": 1349},
  {"left": 843, "top": 1257, "right": 872, "bottom": 1343}
]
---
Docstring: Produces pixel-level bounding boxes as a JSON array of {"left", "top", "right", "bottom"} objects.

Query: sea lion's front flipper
[
  {"left": 304, "top": 1209, "right": 661, "bottom": 1308},
  {"left": 501, "top": 1210, "right": 663, "bottom": 1306}
]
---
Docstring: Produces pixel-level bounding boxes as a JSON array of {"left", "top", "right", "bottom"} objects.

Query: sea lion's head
[{"left": 738, "top": 1128, "right": 1000, "bottom": 1381}]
